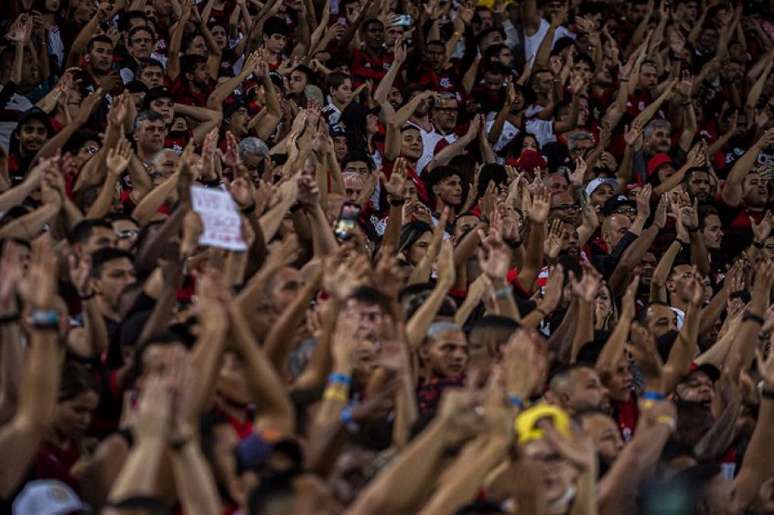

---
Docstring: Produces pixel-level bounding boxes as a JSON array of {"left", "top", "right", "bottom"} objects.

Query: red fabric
[
  {"left": 614, "top": 397, "right": 639, "bottom": 442},
  {"left": 350, "top": 49, "right": 394, "bottom": 85},
  {"left": 35, "top": 441, "right": 82, "bottom": 492}
]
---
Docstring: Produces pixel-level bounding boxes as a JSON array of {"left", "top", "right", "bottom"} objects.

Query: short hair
[
  {"left": 105, "top": 213, "right": 140, "bottom": 226},
  {"left": 70, "top": 218, "right": 113, "bottom": 245},
  {"left": 91, "top": 247, "right": 134, "bottom": 278},
  {"left": 644, "top": 118, "right": 671, "bottom": 137},
  {"left": 327, "top": 71, "right": 351, "bottom": 91},
  {"left": 119, "top": 9, "right": 148, "bottom": 31},
  {"left": 423, "top": 165, "right": 466, "bottom": 205},
  {"left": 141, "top": 58, "right": 164, "bottom": 72},
  {"left": 346, "top": 285, "right": 393, "bottom": 316},
  {"left": 574, "top": 52, "right": 594, "bottom": 70},
  {"left": 59, "top": 362, "right": 97, "bottom": 401},
  {"left": 131, "top": 331, "right": 187, "bottom": 380},
  {"left": 133, "top": 110, "right": 165, "bottom": 130},
  {"left": 566, "top": 130, "right": 595, "bottom": 151},
  {"left": 698, "top": 204, "right": 719, "bottom": 229},
  {"left": 476, "top": 26, "right": 505, "bottom": 46},
  {"left": 341, "top": 152, "right": 374, "bottom": 171},
  {"left": 469, "top": 315, "right": 520, "bottom": 336},
  {"left": 87, "top": 34, "right": 113, "bottom": 52},
  {"left": 263, "top": 16, "right": 290, "bottom": 37},
  {"left": 482, "top": 61, "right": 508, "bottom": 77},
  {"left": 549, "top": 363, "right": 594, "bottom": 394},
  {"left": 128, "top": 25, "right": 155, "bottom": 44},
  {"left": 180, "top": 54, "right": 207, "bottom": 75},
  {"left": 398, "top": 221, "right": 433, "bottom": 255}
]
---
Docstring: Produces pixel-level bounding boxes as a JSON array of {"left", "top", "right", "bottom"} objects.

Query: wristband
[
  {"left": 29, "top": 309, "right": 60, "bottom": 329},
  {"left": 328, "top": 373, "right": 352, "bottom": 386},
  {"left": 240, "top": 201, "right": 256, "bottom": 215},
  {"left": 0, "top": 313, "right": 20, "bottom": 326},
  {"left": 169, "top": 435, "right": 192, "bottom": 451},
  {"left": 79, "top": 291, "right": 96, "bottom": 300},
  {"left": 388, "top": 196, "right": 405, "bottom": 207},
  {"left": 340, "top": 405, "right": 354, "bottom": 425},
  {"left": 762, "top": 387, "right": 774, "bottom": 400},
  {"left": 754, "top": 240, "right": 765, "bottom": 249},
  {"left": 508, "top": 394, "right": 525, "bottom": 409},
  {"left": 641, "top": 391, "right": 666, "bottom": 401},
  {"left": 742, "top": 312, "right": 765, "bottom": 325},
  {"left": 323, "top": 385, "right": 349, "bottom": 402},
  {"left": 494, "top": 285, "right": 513, "bottom": 300}
]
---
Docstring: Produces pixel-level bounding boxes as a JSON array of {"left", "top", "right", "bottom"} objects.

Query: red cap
[
  {"left": 647, "top": 153, "right": 673, "bottom": 176},
  {"left": 516, "top": 149, "right": 548, "bottom": 174}
]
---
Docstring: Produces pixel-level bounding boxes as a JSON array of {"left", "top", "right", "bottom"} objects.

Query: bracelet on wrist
[
  {"left": 656, "top": 415, "right": 677, "bottom": 431},
  {"left": 29, "top": 309, "right": 60, "bottom": 330},
  {"left": 641, "top": 391, "right": 666, "bottom": 401},
  {"left": 508, "top": 394, "right": 525, "bottom": 409},
  {"left": 0, "top": 312, "right": 20, "bottom": 326},
  {"left": 388, "top": 195, "right": 405, "bottom": 207},
  {"left": 328, "top": 373, "right": 352, "bottom": 386},
  {"left": 340, "top": 405, "right": 355, "bottom": 425},
  {"left": 742, "top": 312, "right": 765, "bottom": 325},
  {"left": 79, "top": 291, "right": 96, "bottom": 300},
  {"left": 762, "top": 386, "right": 774, "bottom": 400},
  {"left": 494, "top": 284, "right": 513, "bottom": 300}
]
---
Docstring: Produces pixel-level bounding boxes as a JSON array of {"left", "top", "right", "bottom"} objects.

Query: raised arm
[{"left": 721, "top": 128, "right": 774, "bottom": 207}]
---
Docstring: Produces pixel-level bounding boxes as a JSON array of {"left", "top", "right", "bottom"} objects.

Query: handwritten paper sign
[{"left": 190, "top": 185, "right": 247, "bottom": 251}]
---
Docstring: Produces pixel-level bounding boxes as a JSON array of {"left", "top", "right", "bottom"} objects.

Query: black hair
[
  {"left": 327, "top": 71, "right": 351, "bottom": 92},
  {"left": 263, "top": 16, "right": 290, "bottom": 37},
  {"left": 87, "top": 34, "right": 114, "bottom": 52},
  {"left": 482, "top": 61, "right": 509, "bottom": 77},
  {"left": 477, "top": 163, "right": 508, "bottom": 198},
  {"left": 698, "top": 204, "right": 719, "bottom": 229},
  {"left": 90, "top": 247, "right": 135, "bottom": 278},
  {"left": 574, "top": 52, "right": 595, "bottom": 70},
  {"left": 247, "top": 472, "right": 298, "bottom": 515},
  {"left": 131, "top": 331, "right": 188, "bottom": 381},
  {"left": 127, "top": 25, "right": 155, "bottom": 45},
  {"left": 476, "top": 27, "right": 505, "bottom": 47},
  {"left": 398, "top": 221, "right": 433, "bottom": 255},
  {"left": 180, "top": 54, "right": 207, "bottom": 76},
  {"left": 70, "top": 218, "right": 113, "bottom": 245},
  {"left": 119, "top": 10, "right": 149, "bottom": 31},
  {"left": 468, "top": 315, "right": 520, "bottom": 336},
  {"left": 140, "top": 58, "right": 164, "bottom": 72},
  {"left": 423, "top": 165, "right": 468, "bottom": 209},
  {"left": 341, "top": 151, "right": 374, "bottom": 171},
  {"left": 105, "top": 213, "right": 140, "bottom": 226},
  {"left": 59, "top": 362, "right": 97, "bottom": 402},
  {"left": 347, "top": 285, "right": 393, "bottom": 316}
]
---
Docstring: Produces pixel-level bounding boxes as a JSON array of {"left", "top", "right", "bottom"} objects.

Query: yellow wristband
[
  {"left": 657, "top": 415, "right": 676, "bottom": 431},
  {"left": 323, "top": 386, "right": 349, "bottom": 402}
]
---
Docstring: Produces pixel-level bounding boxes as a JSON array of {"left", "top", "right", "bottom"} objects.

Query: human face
[
  {"left": 687, "top": 171, "right": 712, "bottom": 202},
  {"left": 423, "top": 329, "right": 468, "bottom": 379},
  {"left": 385, "top": 25, "right": 404, "bottom": 46},
  {"left": 187, "top": 35, "right": 207, "bottom": 56},
  {"left": 343, "top": 160, "right": 370, "bottom": 176},
  {"left": 289, "top": 70, "right": 308, "bottom": 94},
  {"left": 343, "top": 173, "right": 365, "bottom": 203},
  {"left": 408, "top": 231, "right": 432, "bottom": 266},
  {"left": 333, "top": 136, "right": 348, "bottom": 161},
  {"left": 563, "top": 367, "right": 610, "bottom": 413},
  {"left": 434, "top": 174, "right": 463, "bottom": 206},
  {"left": 594, "top": 286, "right": 613, "bottom": 326},
  {"left": 589, "top": 184, "right": 614, "bottom": 207},
  {"left": 604, "top": 357, "right": 633, "bottom": 402},
  {"left": 332, "top": 79, "right": 353, "bottom": 105},
  {"left": 523, "top": 438, "right": 576, "bottom": 506},
  {"left": 45, "top": 0, "right": 61, "bottom": 11},
  {"left": 550, "top": 192, "right": 580, "bottom": 225},
  {"left": 743, "top": 173, "right": 768, "bottom": 208},
  {"left": 139, "top": 65, "right": 164, "bottom": 88},
  {"left": 603, "top": 213, "right": 632, "bottom": 248},
  {"left": 646, "top": 303, "right": 678, "bottom": 338},
  {"left": 580, "top": 413, "right": 623, "bottom": 466},
  {"left": 432, "top": 98, "right": 459, "bottom": 133},
  {"left": 89, "top": 41, "right": 114, "bottom": 73},
  {"left": 345, "top": 298, "right": 386, "bottom": 341},
  {"left": 483, "top": 71, "right": 504, "bottom": 96},
  {"left": 363, "top": 21, "right": 384, "bottom": 48},
  {"left": 570, "top": 137, "right": 595, "bottom": 159},
  {"left": 129, "top": 29, "right": 154, "bottom": 61},
  {"left": 572, "top": 61, "right": 593, "bottom": 84},
  {"left": 113, "top": 219, "right": 140, "bottom": 251},
  {"left": 135, "top": 118, "right": 167, "bottom": 152},
  {"left": 387, "top": 87, "right": 403, "bottom": 110},
  {"left": 264, "top": 33, "right": 287, "bottom": 54},
  {"left": 19, "top": 119, "right": 47, "bottom": 155},
  {"left": 425, "top": 43, "right": 445, "bottom": 71},
  {"left": 400, "top": 128, "right": 423, "bottom": 161},
  {"left": 702, "top": 214, "right": 723, "bottom": 250},
  {"left": 676, "top": 370, "right": 715, "bottom": 405},
  {"left": 150, "top": 97, "right": 174, "bottom": 125},
  {"left": 638, "top": 63, "right": 658, "bottom": 90},
  {"left": 228, "top": 107, "right": 249, "bottom": 137},
  {"left": 210, "top": 25, "right": 227, "bottom": 50},
  {"left": 668, "top": 264, "right": 697, "bottom": 302},
  {"left": 647, "top": 126, "right": 672, "bottom": 154},
  {"left": 533, "top": 71, "right": 554, "bottom": 95},
  {"left": 55, "top": 390, "right": 99, "bottom": 441},
  {"left": 97, "top": 257, "right": 137, "bottom": 309},
  {"left": 81, "top": 226, "right": 116, "bottom": 256},
  {"left": 270, "top": 267, "right": 302, "bottom": 313},
  {"left": 218, "top": 351, "right": 251, "bottom": 405},
  {"left": 140, "top": 341, "right": 188, "bottom": 381},
  {"left": 151, "top": 149, "right": 178, "bottom": 184}
]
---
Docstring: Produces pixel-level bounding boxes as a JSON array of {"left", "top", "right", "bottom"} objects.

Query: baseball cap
[
  {"left": 584, "top": 177, "right": 618, "bottom": 198},
  {"left": 143, "top": 86, "right": 172, "bottom": 109},
  {"left": 647, "top": 153, "right": 673, "bottom": 177},
  {"left": 13, "top": 480, "right": 90, "bottom": 515},
  {"left": 686, "top": 362, "right": 721, "bottom": 382},
  {"left": 602, "top": 194, "right": 636, "bottom": 216}
]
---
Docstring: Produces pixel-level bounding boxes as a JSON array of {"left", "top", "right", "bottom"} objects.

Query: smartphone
[{"left": 334, "top": 202, "right": 361, "bottom": 241}]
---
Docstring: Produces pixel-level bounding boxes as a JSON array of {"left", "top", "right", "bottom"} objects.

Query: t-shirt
[{"left": 523, "top": 19, "right": 576, "bottom": 66}]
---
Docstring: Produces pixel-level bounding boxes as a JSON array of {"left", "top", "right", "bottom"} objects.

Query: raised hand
[
  {"left": 436, "top": 239, "right": 456, "bottom": 287},
  {"left": 106, "top": 138, "right": 133, "bottom": 176},
  {"left": 477, "top": 226, "right": 511, "bottom": 280},
  {"left": 570, "top": 261, "right": 603, "bottom": 302},
  {"left": 524, "top": 184, "right": 550, "bottom": 224}
]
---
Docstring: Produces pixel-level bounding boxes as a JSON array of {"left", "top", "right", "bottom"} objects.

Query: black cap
[
  {"left": 686, "top": 363, "right": 721, "bottom": 383},
  {"left": 17, "top": 107, "right": 52, "bottom": 132},
  {"left": 143, "top": 86, "right": 173, "bottom": 109},
  {"left": 602, "top": 194, "right": 636, "bottom": 216},
  {"left": 125, "top": 80, "right": 149, "bottom": 94}
]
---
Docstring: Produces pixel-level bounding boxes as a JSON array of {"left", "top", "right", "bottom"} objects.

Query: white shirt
[
  {"left": 523, "top": 18, "right": 576, "bottom": 66},
  {"left": 413, "top": 124, "right": 457, "bottom": 175}
]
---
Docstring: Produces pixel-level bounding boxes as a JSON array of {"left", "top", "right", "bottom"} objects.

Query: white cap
[
  {"left": 13, "top": 480, "right": 89, "bottom": 515},
  {"left": 584, "top": 177, "right": 618, "bottom": 198}
]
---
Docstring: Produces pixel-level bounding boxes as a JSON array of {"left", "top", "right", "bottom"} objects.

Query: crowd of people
[{"left": 2, "top": 0, "right": 774, "bottom": 513}]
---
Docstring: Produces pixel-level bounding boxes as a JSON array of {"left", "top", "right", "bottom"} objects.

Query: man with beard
[
  {"left": 416, "top": 94, "right": 460, "bottom": 174},
  {"left": 547, "top": 364, "right": 610, "bottom": 415},
  {"left": 144, "top": 86, "right": 222, "bottom": 147},
  {"left": 7, "top": 108, "right": 52, "bottom": 184},
  {"left": 685, "top": 168, "right": 714, "bottom": 204},
  {"left": 170, "top": 54, "right": 215, "bottom": 107},
  {"left": 417, "top": 321, "right": 469, "bottom": 416},
  {"left": 132, "top": 110, "right": 167, "bottom": 164},
  {"left": 83, "top": 35, "right": 116, "bottom": 87},
  {"left": 719, "top": 128, "right": 774, "bottom": 255}
]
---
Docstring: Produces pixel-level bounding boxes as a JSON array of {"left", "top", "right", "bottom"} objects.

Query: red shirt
[
  {"left": 350, "top": 48, "right": 394, "bottom": 85},
  {"left": 168, "top": 77, "right": 215, "bottom": 107},
  {"left": 613, "top": 396, "right": 639, "bottom": 442},
  {"left": 35, "top": 441, "right": 82, "bottom": 492}
]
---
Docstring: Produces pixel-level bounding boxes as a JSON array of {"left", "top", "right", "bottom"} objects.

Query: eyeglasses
[{"left": 614, "top": 206, "right": 637, "bottom": 216}]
